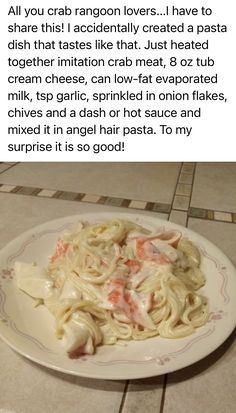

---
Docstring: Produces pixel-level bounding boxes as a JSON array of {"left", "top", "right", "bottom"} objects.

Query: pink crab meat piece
[{"left": 50, "top": 239, "right": 71, "bottom": 263}]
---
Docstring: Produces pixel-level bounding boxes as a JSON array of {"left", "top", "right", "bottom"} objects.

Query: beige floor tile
[
  {"left": 164, "top": 329, "right": 236, "bottom": 413},
  {"left": 181, "top": 164, "right": 195, "bottom": 174},
  {"left": 38, "top": 189, "right": 57, "bottom": 197},
  {"left": 81, "top": 194, "right": 100, "bottom": 203},
  {"left": 123, "top": 377, "right": 164, "bottom": 413},
  {"left": 214, "top": 211, "right": 232, "bottom": 222},
  {"left": 176, "top": 183, "right": 192, "bottom": 197},
  {"left": 191, "top": 163, "right": 236, "bottom": 212},
  {"left": 188, "top": 218, "right": 236, "bottom": 267},
  {"left": 173, "top": 196, "right": 190, "bottom": 211},
  {"left": 0, "top": 164, "right": 12, "bottom": 173},
  {"left": 0, "top": 343, "right": 125, "bottom": 413},
  {"left": 0, "top": 194, "right": 168, "bottom": 248},
  {"left": 169, "top": 210, "right": 187, "bottom": 227},
  {"left": 179, "top": 173, "right": 193, "bottom": 184},
  {"left": 0, "top": 163, "right": 181, "bottom": 203},
  {"left": 0, "top": 184, "right": 15, "bottom": 192},
  {"left": 129, "top": 200, "right": 147, "bottom": 209}
]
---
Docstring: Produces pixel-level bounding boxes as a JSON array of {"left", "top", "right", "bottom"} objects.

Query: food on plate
[{"left": 15, "top": 219, "right": 209, "bottom": 358}]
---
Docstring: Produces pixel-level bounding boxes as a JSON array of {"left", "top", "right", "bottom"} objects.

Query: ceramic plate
[{"left": 0, "top": 212, "right": 235, "bottom": 380}]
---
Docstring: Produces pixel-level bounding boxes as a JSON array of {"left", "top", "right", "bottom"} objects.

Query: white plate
[{"left": 0, "top": 212, "right": 236, "bottom": 380}]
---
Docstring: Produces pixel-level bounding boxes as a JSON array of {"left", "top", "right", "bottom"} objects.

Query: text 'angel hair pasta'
[{"left": 15, "top": 219, "right": 209, "bottom": 358}]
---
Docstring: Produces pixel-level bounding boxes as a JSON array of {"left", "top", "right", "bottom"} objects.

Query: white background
[{"left": 0, "top": 0, "right": 235, "bottom": 161}]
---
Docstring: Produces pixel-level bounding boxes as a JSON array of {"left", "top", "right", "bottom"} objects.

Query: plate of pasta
[{"left": 0, "top": 212, "right": 235, "bottom": 380}]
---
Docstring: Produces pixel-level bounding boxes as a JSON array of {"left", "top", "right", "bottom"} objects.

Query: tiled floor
[
  {"left": 1, "top": 162, "right": 235, "bottom": 223},
  {"left": 0, "top": 162, "right": 235, "bottom": 413},
  {"left": 0, "top": 162, "right": 181, "bottom": 203},
  {"left": 191, "top": 163, "right": 236, "bottom": 213},
  {"left": 164, "top": 328, "right": 236, "bottom": 413},
  {"left": 123, "top": 377, "right": 164, "bottom": 413},
  {"left": 0, "top": 345, "right": 125, "bottom": 413},
  {"left": 0, "top": 193, "right": 168, "bottom": 248}
]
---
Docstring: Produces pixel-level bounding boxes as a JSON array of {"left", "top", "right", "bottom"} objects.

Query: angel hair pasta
[{"left": 15, "top": 219, "right": 209, "bottom": 358}]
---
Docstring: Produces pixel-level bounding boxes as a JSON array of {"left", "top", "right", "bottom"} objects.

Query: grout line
[
  {"left": 0, "top": 162, "right": 19, "bottom": 175},
  {"left": 118, "top": 380, "right": 129, "bottom": 413},
  {"left": 159, "top": 374, "right": 168, "bottom": 413},
  {"left": 168, "top": 162, "right": 183, "bottom": 221},
  {"left": 186, "top": 162, "right": 197, "bottom": 228}
]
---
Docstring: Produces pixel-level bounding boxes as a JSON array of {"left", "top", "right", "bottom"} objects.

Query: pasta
[{"left": 15, "top": 219, "right": 209, "bottom": 358}]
